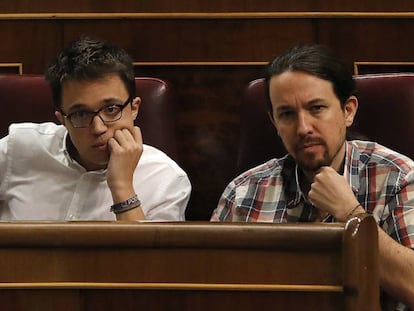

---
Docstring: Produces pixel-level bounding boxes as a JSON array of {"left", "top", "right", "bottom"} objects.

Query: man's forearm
[{"left": 378, "top": 227, "right": 414, "bottom": 308}]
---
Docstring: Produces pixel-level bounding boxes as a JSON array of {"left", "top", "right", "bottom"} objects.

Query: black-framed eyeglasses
[{"left": 61, "top": 98, "right": 131, "bottom": 128}]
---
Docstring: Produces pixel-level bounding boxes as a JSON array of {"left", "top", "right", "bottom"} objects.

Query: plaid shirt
[
  {"left": 212, "top": 140, "right": 414, "bottom": 250},
  {"left": 212, "top": 140, "right": 414, "bottom": 310}
]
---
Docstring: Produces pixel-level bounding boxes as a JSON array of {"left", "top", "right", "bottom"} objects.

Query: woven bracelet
[
  {"left": 112, "top": 202, "right": 141, "bottom": 214},
  {"left": 110, "top": 195, "right": 141, "bottom": 214}
]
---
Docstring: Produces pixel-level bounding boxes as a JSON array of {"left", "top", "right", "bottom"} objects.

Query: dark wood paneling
[
  {"left": 0, "top": 290, "right": 80, "bottom": 311},
  {"left": 354, "top": 62, "right": 414, "bottom": 75},
  {"left": 0, "top": 289, "right": 343, "bottom": 311},
  {"left": 0, "top": 218, "right": 380, "bottom": 310},
  {"left": 135, "top": 65, "right": 266, "bottom": 220},
  {"left": 317, "top": 19, "right": 414, "bottom": 64},
  {"left": 0, "top": 20, "right": 61, "bottom": 73},
  {"left": 0, "top": 0, "right": 414, "bottom": 13},
  {"left": 61, "top": 19, "right": 313, "bottom": 62},
  {"left": 0, "top": 64, "right": 22, "bottom": 74}
]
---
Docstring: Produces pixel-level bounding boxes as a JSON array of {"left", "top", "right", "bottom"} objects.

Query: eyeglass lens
[{"left": 70, "top": 106, "right": 123, "bottom": 127}]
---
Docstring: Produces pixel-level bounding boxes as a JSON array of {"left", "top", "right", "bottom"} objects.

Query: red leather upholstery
[
  {"left": 134, "top": 77, "right": 178, "bottom": 160},
  {"left": 353, "top": 73, "right": 414, "bottom": 160},
  {"left": 0, "top": 74, "right": 56, "bottom": 136},
  {"left": 237, "top": 73, "right": 414, "bottom": 174},
  {"left": 237, "top": 78, "right": 285, "bottom": 173},
  {"left": 0, "top": 74, "right": 178, "bottom": 160}
]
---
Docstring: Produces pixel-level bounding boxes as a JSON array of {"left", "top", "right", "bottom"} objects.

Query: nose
[
  {"left": 296, "top": 112, "right": 312, "bottom": 136},
  {"left": 89, "top": 114, "right": 107, "bottom": 134}
]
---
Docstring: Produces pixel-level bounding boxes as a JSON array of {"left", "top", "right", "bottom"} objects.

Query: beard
[
  {"left": 293, "top": 135, "right": 346, "bottom": 174},
  {"left": 296, "top": 148, "right": 331, "bottom": 173}
]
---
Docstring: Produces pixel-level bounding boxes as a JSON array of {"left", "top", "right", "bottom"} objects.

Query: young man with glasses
[{"left": 0, "top": 37, "right": 191, "bottom": 221}]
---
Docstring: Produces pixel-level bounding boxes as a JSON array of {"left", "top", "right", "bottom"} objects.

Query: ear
[
  {"left": 344, "top": 96, "right": 358, "bottom": 127},
  {"left": 55, "top": 111, "right": 65, "bottom": 125},
  {"left": 130, "top": 97, "right": 141, "bottom": 121}
]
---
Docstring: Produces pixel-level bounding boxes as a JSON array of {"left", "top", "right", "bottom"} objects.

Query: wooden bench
[{"left": 0, "top": 214, "right": 379, "bottom": 310}]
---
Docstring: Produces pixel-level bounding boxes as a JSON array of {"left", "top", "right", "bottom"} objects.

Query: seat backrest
[
  {"left": 237, "top": 73, "right": 414, "bottom": 174},
  {"left": 134, "top": 77, "right": 178, "bottom": 160},
  {"left": 0, "top": 74, "right": 56, "bottom": 137},
  {"left": 353, "top": 73, "right": 414, "bottom": 160},
  {"left": 237, "top": 78, "right": 285, "bottom": 174},
  {"left": 0, "top": 74, "right": 178, "bottom": 160}
]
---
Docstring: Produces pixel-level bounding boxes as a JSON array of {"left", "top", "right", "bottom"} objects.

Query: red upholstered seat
[
  {"left": 353, "top": 73, "right": 414, "bottom": 160},
  {"left": 237, "top": 73, "right": 414, "bottom": 174},
  {"left": 0, "top": 74, "right": 178, "bottom": 160}
]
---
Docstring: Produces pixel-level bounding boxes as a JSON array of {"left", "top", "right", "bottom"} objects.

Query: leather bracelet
[
  {"left": 112, "top": 202, "right": 141, "bottom": 214},
  {"left": 110, "top": 195, "right": 141, "bottom": 214},
  {"left": 347, "top": 203, "right": 363, "bottom": 220}
]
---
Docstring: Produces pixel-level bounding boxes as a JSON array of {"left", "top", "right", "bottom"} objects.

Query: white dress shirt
[{"left": 0, "top": 122, "right": 191, "bottom": 221}]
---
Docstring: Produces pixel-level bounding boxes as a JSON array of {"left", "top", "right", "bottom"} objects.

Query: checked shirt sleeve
[{"left": 379, "top": 169, "right": 414, "bottom": 249}]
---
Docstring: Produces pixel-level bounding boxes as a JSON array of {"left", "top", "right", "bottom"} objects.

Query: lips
[
  {"left": 301, "top": 142, "right": 321, "bottom": 149},
  {"left": 92, "top": 141, "right": 108, "bottom": 150},
  {"left": 296, "top": 138, "right": 325, "bottom": 151}
]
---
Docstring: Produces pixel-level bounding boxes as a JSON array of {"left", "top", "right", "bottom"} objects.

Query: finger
[
  {"left": 113, "top": 128, "right": 134, "bottom": 146},
  {"left": 107, "top": 136, "right": 120, "bottom": 152},
  {"left": 315, "top": 166, "right": 331, "bottom": 175},
  {"left": 108, "top": 129, "right": 132, "bottom": 150}
]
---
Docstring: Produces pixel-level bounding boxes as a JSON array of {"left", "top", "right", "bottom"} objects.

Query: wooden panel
[
  {"left": 0, "top": 216, "right": 380, "bottom": 311},
  {"left": 0, "top": 289, "right": 342, "bottom": 311},
  {"left": 0, "top": 20, "right": 61, "bottom": 73},
  {"left": 0, "top": 63, "right": 22, "bottom": 74},
  {"left": 134, "top": 65, "right": 266, "bottom": 220},
  {"left": 0, "top": 248, "right": 341, "bottom": 284},
  {"left": 0, "top": 290, "right": 80, "bottom": 311},
  {"left": 354, "top": 62, "right": 414, "bottom": 75},
  {"left": 317, "top": 19, "right": 414, "bottom": 64},
  {"left": 0, "top": 0, "right": 414, "bottom": 13},
  {"left": 62, "top": 19, "right": 313, "bottom": 62}
]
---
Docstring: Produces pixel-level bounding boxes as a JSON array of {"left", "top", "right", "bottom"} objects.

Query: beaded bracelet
[{"left": 110, "top": 194, "right": 141, "bottom": 214}]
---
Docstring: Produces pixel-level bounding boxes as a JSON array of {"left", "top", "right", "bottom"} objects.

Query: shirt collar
[
  {"left": 61, "top": 129, "right": 107, "bottom": 176},
  {"left": 343, "top": 141, "right": 360, "bottom": 194},
  {"left": 283, "top": 141, "right": 360, "bottom": 209},
  {"left": 281, "top": 156, "right": 302, "bottom": 209}
]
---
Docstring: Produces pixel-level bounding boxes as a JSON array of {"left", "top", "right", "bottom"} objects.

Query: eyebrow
[
  {"left": 277, "top": 98, "right": 324, "bottom": 108},
  {"left": 65, "top": 103, "right": 89, "bottom": 114},
  {"left": 274, "top": 105, "right": 293, "bottom": 113},
  {"left": 304, "top": 98, "right": 325, "bottom": 106},
  {"left": 66, "top": 98, "right": 125, "bottom": 113}
]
